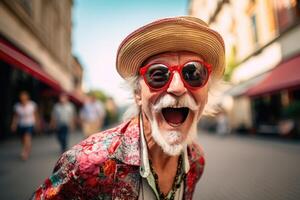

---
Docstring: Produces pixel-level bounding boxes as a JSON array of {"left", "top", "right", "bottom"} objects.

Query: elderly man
[{"left": 32, "top": 16, "right": 225, "bottom": 200}]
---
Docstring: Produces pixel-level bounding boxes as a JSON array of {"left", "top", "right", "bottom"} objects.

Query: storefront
[
  {"left": 0, "top": 36, "right": 82, "bottom": 139},
  {"left": 246, "top": 54, "right": 300, "bottom": 137}
]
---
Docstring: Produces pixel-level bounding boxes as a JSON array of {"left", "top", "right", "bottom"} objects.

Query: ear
[{"left": 134, "top": 91, "right": 142, "bottom": 106}]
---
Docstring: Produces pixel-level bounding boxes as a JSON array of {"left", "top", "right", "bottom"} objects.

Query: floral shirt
[{"left": 31, "top": 117, "right": 205, "bottom": 200}]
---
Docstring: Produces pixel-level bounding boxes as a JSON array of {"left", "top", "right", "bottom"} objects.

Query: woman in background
[{"left": 11, "top": 91, "right": 39, "bottom": 160}]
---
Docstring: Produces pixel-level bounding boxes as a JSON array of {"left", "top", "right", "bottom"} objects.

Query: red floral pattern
[{"left": 31, "top": 118, "right": 205, "bottom": 200}]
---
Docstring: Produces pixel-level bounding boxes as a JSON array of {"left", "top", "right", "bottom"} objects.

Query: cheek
[
  {"left": 193, "top": 87, "right": 208, "bottom": 111},
  {"left": 139, "top": 81, "right": 161, "bottom": 112}
]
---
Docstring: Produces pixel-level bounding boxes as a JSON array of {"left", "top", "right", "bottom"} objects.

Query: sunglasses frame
[{"left": 139, "top": 60, "right": 212, "bottom": 91}]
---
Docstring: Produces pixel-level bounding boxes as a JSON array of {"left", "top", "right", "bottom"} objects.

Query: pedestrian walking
[
  {"left": 32, "top": 16, "right": 225, "bottom": 199},
  {"left": 216, "top": 108, "right": 230, "bottom": 136},
  {"left": 51, "top": 93, "right": 75, "bottom": 153},
  {"left": 80, "top": 93, "right": 106, "bottom": 137},
  {"left": 103, "top": 96, "right": 119, "bottom": 128},
  {"left": 11, "top": 91, "right": 39, "bottom": 160}
]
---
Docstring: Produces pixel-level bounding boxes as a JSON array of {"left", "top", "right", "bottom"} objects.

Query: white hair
[{"left": 121, "top": 76, "right": 141, "bottom": 121}]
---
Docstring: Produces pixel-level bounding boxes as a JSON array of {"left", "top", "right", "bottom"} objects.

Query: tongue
[{"left": 162, "top": 108, "right": 185, "bottom": 124}]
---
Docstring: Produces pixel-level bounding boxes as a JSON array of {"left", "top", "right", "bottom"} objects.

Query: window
[{"left": 251, "top": 14, "right": 259, "bottom": 44}]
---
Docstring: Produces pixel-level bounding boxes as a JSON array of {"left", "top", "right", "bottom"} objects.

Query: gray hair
[
  {"left": 121, "top": 76, "right": 141, "bottom": 121},
  {"left": 121, "top": 75, "right": 225, "bottom": 121}
]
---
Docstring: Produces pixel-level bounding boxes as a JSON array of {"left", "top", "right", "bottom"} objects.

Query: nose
[{"left": 167, "top": 72, "right": 187, "bottom": 96}]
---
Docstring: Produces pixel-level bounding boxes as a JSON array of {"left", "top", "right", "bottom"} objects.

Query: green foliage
[
  {"left": 224, "top": 45, "right": 237, "bottom": 81},
  {"left": 87, "top": 90, "right": 120, "bottom": 126},
  {"left": 88, "top": 90, "right": 107, "bottom": 103},
  {"left": 282, "top": 100, "right": 300, "bottom": 118}
]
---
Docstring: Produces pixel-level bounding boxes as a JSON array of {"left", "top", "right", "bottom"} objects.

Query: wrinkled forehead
[{"left": 142, "top": 51, "right": 204, "bottom": 66}]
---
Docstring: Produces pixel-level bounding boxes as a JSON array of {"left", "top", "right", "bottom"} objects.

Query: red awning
[
  {"left": 68, "top": 92, "right": 84, "bottom": 105},
  {"left": 0, "top": 38, "right": 62, "bottom": 91},
  {"left": 0, "top": 38, "right": 83, "bottom": 105},
  {"left": 246, "top": 54, "right": 300, "bottom": 97}
]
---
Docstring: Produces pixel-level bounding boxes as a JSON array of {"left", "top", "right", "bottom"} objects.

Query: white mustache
[{"left": 153, "top": 94, "right": 199, "bottom": 113}]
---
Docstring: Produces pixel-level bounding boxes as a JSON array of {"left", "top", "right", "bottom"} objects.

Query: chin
[{"left": 150, "top": 114, "right": 198, "bottom": 156}]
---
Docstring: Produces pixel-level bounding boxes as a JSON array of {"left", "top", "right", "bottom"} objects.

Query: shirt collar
[{"left": 139, "top": 113, "right": 190, "bottom": 178}]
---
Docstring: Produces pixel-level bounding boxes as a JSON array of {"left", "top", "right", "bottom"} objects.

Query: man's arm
[
  {"left": 70, "top": 103, "right": 76, "bottom": 131},
  {"left": 10, "top": 113, "right": 18, "bottom": 133},
  {"left": 34, "top": 104, "right": 41, "bottom": 133},
  {"left": 49, "top": 106, "right": 57, "bottom": 130}
]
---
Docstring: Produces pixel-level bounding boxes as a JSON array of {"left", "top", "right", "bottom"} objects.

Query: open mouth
[{"left": 161, "top": 107, "right": 189, "bottom": 126}]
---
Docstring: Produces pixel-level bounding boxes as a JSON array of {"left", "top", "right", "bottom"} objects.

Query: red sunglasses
[{"left": 139, "top": 60, "right": 212, "bottom": 91}]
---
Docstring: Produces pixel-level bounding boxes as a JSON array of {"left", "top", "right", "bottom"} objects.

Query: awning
[
  {"left": 225, "top": 73, "right": 267, "bottom": 97},
  {"left": 0, "top": 38, "right": 62, "bottom": 91},
  {"left": 0, "top": 38, "right": 83, "bottom": 105},
  {"left": 246, "top": 54, "right": 300, "bottom": 97},
  {"left": 68, "top": 92, "right": 84, "bottom": 105}
]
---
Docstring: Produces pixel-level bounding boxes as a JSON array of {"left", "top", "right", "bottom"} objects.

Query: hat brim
[{"left": 116, "top": 17, "right": 225, "bottom": 80}]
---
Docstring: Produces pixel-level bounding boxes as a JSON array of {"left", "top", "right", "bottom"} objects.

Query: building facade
[
  {"left": 0, "top": 0, "right": 84, "bottom": 139},
  {"left": 189, "top": 0, "right": 300, "bottom": 137}
]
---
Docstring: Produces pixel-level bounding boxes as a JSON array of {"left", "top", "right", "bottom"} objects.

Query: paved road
[
  {"left": 194, "top": 132, "right": 300, "bottom": 200},
  {"left": 0, "top": 131, "right": 300, "bottom": 200},
  {"left": 0, "top": 132, "right": 84, "bottom": 200}
]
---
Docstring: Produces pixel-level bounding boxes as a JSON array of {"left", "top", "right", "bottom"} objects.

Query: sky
[{"left": 72, "top": 0, "right": 188, "bottom": 106}]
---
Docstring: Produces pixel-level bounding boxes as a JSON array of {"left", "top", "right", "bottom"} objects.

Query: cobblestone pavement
[
  {"left": 0, "top": 131, "right": 300, "bottom": 200},
  {"left": 194, "top": 132, "right": 300, "bottom": 200}
]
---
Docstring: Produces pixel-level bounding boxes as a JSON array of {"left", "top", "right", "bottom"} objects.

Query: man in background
[
  {"left": 80, "top": 93, "right": 106, "bottom": 137},
  {"left": 51, "top": 93, "right": 75, "bottom": 153}
]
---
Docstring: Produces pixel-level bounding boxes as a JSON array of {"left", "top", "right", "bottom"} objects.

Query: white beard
[
  {"left": 149, "top": 108, "right": 199, "bottom": 156},
  {"left": 151, "top": 119, "right": 184, "bottom": 156}
]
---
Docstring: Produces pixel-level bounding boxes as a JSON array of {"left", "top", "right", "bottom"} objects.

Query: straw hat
[{"left": 116, "top": 16, "right": 225, "bottom": 80}]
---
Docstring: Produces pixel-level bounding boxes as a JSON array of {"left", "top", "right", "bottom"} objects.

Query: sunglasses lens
[
  {"left": 182, "top": 61, "right": 209, "bottom": 87},
  {"left": 145, "top": 64, "right": 170, "bottom": 89}
]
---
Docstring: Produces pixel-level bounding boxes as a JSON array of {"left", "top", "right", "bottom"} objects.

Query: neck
[{"left": 149, "top": 143, "right": 179, "bottom": 171}]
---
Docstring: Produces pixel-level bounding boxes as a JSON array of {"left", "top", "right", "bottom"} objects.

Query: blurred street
[
  {"left": 1, "top": 131, "right": 300, "bottom": 200},
  {"left": 0, "top": 132, "right": 84, "bottom": 200},
  {"left": 1, "top": 0, "right": 300, "bottom": 200},
  {"left": 195, "top": 132, "right": 300, "bottom": 200}
]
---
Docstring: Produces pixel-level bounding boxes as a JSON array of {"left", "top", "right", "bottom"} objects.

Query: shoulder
[
  {"left": 53, "top": 119, "right": 136, "bottom": 179},
  {"left": 53, "top": 103, "right": 59, "bottom": 109},
  {"left": 187, "top": 143, "right": 205, "bottom": 173},
  {"left": 33, "top": 121, "right": 134, "bottom": 199},
  {"left": 67, "top": 102, "right": 75, "bottom": 110},
  {"left": 29, "top": 101, "right": 37, "bottom": 108},
  {"left": 96, "top": 101, "right": 104, "bottom": 107},
  {"left": 188, "top": 143, "right": 205, "bottom": 166},
  {"left": 60, "top": 121, "right": 131, "bottom": 175},
  {"left": 68, "top": 102, "right": 75, "bottom": 108},
  {"left": 185, "top": 143, "right": 205, "bottom": 188}
]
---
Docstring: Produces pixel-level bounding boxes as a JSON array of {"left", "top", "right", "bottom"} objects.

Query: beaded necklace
[{"left": 149, "top": 155, "right": 185, "bottom": 200}]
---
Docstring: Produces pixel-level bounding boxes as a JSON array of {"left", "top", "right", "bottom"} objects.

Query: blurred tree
[
  {"left": 88, "top": 90, "right": 119, "bottom": 127},
  {"left": 224, "top": 45, "right": 237, "bottom": 81},
  {"left": 282, "top": 100, "right": 300, "bottom": 119},
  {"left": 88, "top": 89, "right": 107, "bottom": 103},
  {"left": 282, "top": 100, "right": 300, "bottom": 137},
  {"left": 104, "top": 97, "right": 119, "bottom": 127}
]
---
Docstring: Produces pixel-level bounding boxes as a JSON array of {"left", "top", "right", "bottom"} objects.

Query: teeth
[{"left": 164, "top": 105, "right": 185, "bottom": 108}]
